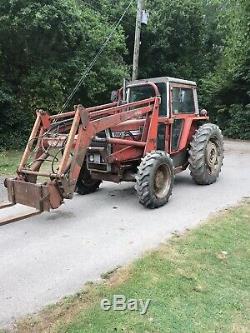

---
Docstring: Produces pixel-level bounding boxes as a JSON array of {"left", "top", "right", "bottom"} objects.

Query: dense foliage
[
  {"left": 0, "top": 0, "right": 249, "bottom": 148},
  {"left": 200, "top": 0, "right": 250, "bottom": 139},
  {"left": 0, "top": 0, "right": 127, "bottom": 147}
]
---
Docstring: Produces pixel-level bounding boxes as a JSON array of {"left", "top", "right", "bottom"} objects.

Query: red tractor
[{"left": 1, "top": 77, "right": 224, "bottom": 224}]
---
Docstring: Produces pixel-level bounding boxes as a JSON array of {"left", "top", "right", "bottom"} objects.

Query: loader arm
[{"left": 4, "top": 84, "right": 161, "bottom": 213}]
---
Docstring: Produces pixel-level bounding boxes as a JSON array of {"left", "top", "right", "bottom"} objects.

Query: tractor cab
[
  {"left": 87, "top": 78, "right": 207, "bottom": 178},
  {"left": 127, "top": 77, "right": 199, "bottom": 116},
  {"left": 118, "top": 77, "right": 202, "bottom": 169}
]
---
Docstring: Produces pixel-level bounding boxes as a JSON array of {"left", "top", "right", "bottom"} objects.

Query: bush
[
  {"left": 0, "top": 0, "right": 127, "bottom": 149},
  {"left": 217, "top": 104, "right": 250, "bottom": 140}
]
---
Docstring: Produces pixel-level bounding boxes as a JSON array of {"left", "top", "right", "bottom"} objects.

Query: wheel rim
[
  {"left": 154, "top": 164, "right": 171, "bottom": 199},
  {"left": 206, "top": 141, "right": 219, "bottom": 174}
]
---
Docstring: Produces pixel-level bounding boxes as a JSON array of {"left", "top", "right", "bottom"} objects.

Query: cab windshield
[{"left": 128, "top": 82, "right": 167, "bottom": 116}]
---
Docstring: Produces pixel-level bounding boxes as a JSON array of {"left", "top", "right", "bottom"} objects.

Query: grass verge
[
  {"left": 0, "top": 150, "right": 22, "bottom": 176},
  {"left": 4, "top": 200, "right": 250, "bottom": 333},
  {"left": 0, "top": 150, "right": 52, "bottom": 180}
]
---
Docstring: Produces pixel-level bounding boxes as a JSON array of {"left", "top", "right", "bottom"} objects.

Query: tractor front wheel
[
  {"left": 135, "top": 151, "right": 174, "bottom": 209},
  {"left": 76, "top": 164, "right": 102, "bottom": 195},
  {"left": 188, "top": 123, "right": 224, "bottom": 185}
]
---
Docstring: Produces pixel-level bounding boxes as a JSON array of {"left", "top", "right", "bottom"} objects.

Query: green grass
[
  {"left": 0, "top": 149, "right": 59, "bottom": 178},
  {"left": 9, "top": 201, "right": 250, "bottom": 333},
  {"left": 0, "top": 150, "right": 22, "bottom": 176}
]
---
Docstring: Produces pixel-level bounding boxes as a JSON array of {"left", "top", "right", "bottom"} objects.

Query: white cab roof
[{"left": 133, "top": 76, "right": 197, "bottom": 87}]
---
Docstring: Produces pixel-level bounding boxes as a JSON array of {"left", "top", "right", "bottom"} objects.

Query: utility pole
[{"left": 132, "top": 0, "right": 144, "bottom": 81}]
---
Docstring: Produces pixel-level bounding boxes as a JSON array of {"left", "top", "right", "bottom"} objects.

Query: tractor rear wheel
[
  {"left": 135, "top": 151, "right": 174, "bottom": 209},
  {"left": 188, "top": 123, "right": 224, "bottom": 185},
  {"left": 76, "top": 164, "right": 102, "bottom": 195}
]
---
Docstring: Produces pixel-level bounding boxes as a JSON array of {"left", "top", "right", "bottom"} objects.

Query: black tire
[
  {"left": 188, "top": 123, "right": 224, "bottom": 185},
  {"left": 76, "top": 164, "right": 101, "bottom": 195},
  {"left": 135, "top": 151, "right": 174, "bottom": 209}
]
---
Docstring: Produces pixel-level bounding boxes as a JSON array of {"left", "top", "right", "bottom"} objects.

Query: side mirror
[
  {"left": 200, "top": 109, "right": 208, "bottom": 116},
  {"left": 111, "top": 90, "right": 118, "bottom": 102}
]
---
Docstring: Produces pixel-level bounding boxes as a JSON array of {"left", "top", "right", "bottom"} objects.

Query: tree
[
  {"left": 0, "top": 0, "right": 249, "bottom": 148},
  {"left": 0, "top": 0, "right": 128, "bottom": 148},
  {"left": 200, "top": 0, "right": 250, "bottom": 139}
]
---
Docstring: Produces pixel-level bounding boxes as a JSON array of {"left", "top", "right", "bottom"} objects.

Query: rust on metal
[
  {"left": 48, "top": 183, "right": 63, "bottom": 209},
  {"left": 58, "top": 107, "right": 81, "bottom": 175},
  {"left": 107, "top": 138, "right": 146, "bottom": 147},
  {"left": 19, "top": 170, "right": 55, "bottom": 177},
  {"left": 5, "top": 179, "right": 50, "bottom": 211},
  {"left": 18, "top": 112, "right": 42, "bottom": 172}
]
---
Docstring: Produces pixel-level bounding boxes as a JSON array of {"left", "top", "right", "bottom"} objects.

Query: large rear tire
[
  {"left": 135, "top": 151, "right": 174, "bottom": 209},
  {"left": 188, "top": 123, "right": 224, "bottom": 185},
  {"left": 76, "top": 164, "right": 101, "bottom": 195}
]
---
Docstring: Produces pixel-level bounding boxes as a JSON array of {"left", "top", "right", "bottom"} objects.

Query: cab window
[
  {"left": 172, "top": 87, "right": 195, "bottom": 114},
  {"left": 129, "top": 82, "right": 167, "bottom": 116}
]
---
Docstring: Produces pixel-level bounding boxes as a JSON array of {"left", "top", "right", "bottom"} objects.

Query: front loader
[{"left": 0, "top": 77, "right": 224, "bottom": 225}]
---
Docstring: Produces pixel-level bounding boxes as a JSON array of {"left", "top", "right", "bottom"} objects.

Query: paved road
[{"left": 0, "top": 140, "right": 249, "bottom": 327}]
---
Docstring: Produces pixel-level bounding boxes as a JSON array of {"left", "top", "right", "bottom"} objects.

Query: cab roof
[{"left": 133, "top": 76, "right": 197, "bottom": 87}]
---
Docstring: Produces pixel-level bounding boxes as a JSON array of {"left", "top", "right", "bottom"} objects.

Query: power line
[{"left": 62, "top": 0, "right": 134, "bottom": 111}]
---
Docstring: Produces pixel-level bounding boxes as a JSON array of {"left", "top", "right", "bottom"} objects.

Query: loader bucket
[{"left": 5, "top": 178, "right": 63, "bottom": 212}]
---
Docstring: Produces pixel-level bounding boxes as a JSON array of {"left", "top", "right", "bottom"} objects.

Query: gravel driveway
[{"left": 0, "top": 139, "right": 249, "bottom": 327}]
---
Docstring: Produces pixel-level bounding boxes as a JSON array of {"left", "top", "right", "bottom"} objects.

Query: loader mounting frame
[{"left": 1, "top": 82, "right": 162, "bottom": 224}]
